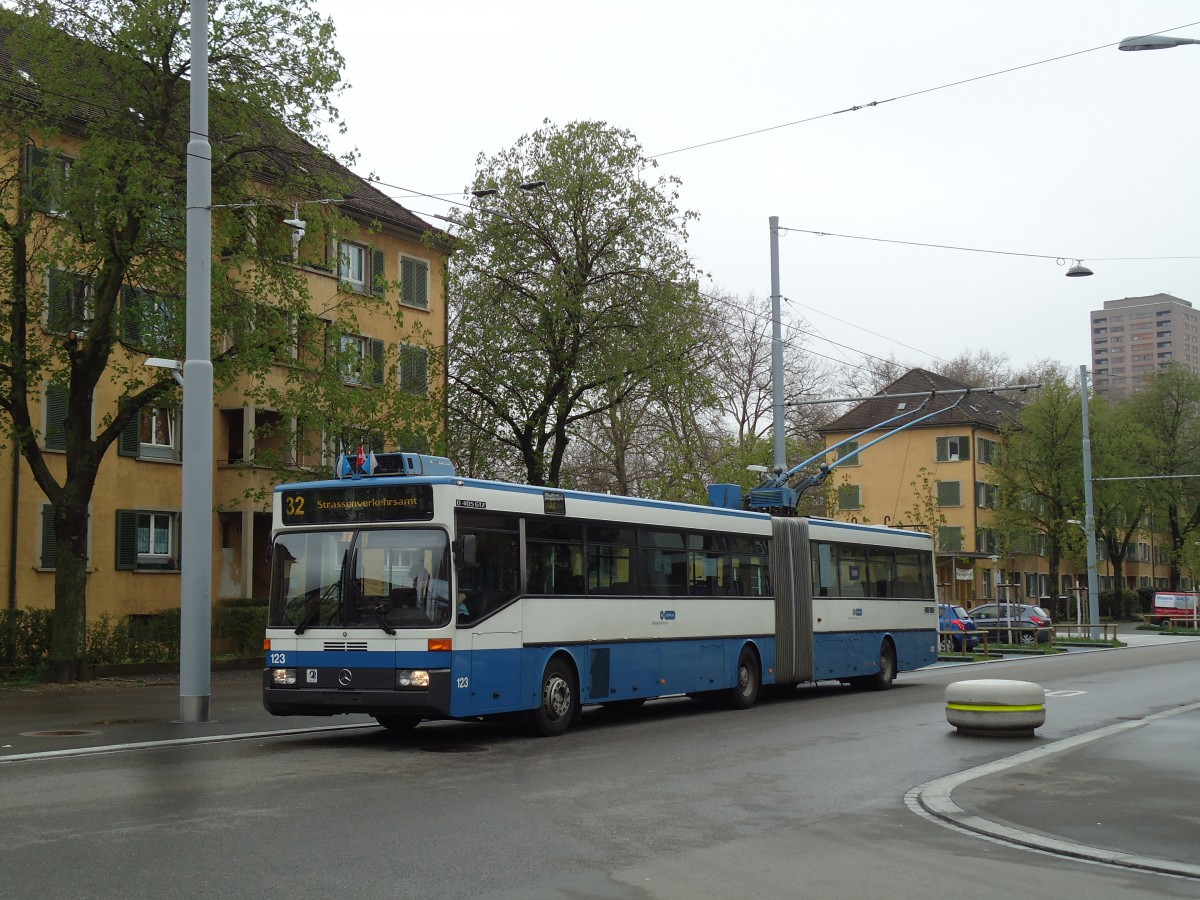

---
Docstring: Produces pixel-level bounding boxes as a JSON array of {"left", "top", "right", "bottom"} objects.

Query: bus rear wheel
[
  {"left": 531, "top": 657, "right": 577, "bottom": 737},
  {"left": 726, "top": 646, "right": 761, "bottom": 709},
  {"left": 865, "top": 640, "right": 896, "bottom": 691},
  {"left": 374, "top": 714, "right": 421, "bottom": 732}
]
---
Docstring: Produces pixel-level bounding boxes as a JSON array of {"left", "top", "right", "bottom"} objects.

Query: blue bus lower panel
[
  {"left": 811, "top": 629, "right": 937, "bottom": 682},
  {"left": 450, "top": 637, "right": 776, "bottom": 718},
  {"left": 263, "top": 632, "right": 935, "bottom": 721}
]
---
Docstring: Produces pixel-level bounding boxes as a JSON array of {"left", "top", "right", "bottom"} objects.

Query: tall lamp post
[
  {"left": 1079, "top": 365, "right": 1101, "bottom": 639},
  {"left": 180, "top": 0, "right": 214, "bottom": 723}
]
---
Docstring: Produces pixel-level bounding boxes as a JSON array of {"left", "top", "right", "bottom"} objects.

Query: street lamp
[
  {"left": 1119, "top": 35, "right": 1200, "bottom": 51},
  {"left": 1078, "top": 365, "right": 1102, "bottom": 639},
  {"left": 180, "top": 0, "right": 214, "bottom": 723}
]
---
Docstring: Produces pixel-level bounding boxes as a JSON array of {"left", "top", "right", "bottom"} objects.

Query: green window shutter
[
  {"left": 371, "top": 248, "right": 386, "bottom": 297},
  {"left": 958, "top": 436, "right": 970, "bottom": 461},
  {"left": 24, "top": 144, "right": 49, "bottom": 211},
  {"left": 47, "top": 269, "right": 73, "bottom": 333},
  {"left": 44, "top": 384, "right": 67, "bottom": 451},
  {"left": 836, "top": 484, "right": 861, "bottom": 510},
  {"left": 118, "top": 407, "right": 141, "bottom": 457},
  {"left": 400, "top": 344, "right": 429, "bottom": 396},
  {"left": 938, "top": 527, "right": 963, "bottom": 553},
  {"left": 115, "top": 509, "right": 139, "bottom": 570},
  {"left": 369, "top": 338, "right": 385, "bottom": 386},
  {"left": 40, "top": 504, "right": 57, "bottom": 569},
  {"left": 401, "top": 257, "right": 428, "bottom": 309},
  {"left": 120, "top": 286, "right": 142, "bottom": 345},
  {"left": 935, "top": 436, "right": 948, "bottom": 462},
  {"left": 936, "top": 480, "right": 960, "bottom": 507}
]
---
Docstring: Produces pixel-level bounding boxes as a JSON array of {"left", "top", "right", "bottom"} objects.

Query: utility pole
[
  {"left": 179, "top": 0, "right": 214, "bottom": 723},
  {"left": 769, "top": 216, "right": 785, "bottom": 473},
  {"left": 1080, "top": 364, "right": 1101, "bottom": 640}
]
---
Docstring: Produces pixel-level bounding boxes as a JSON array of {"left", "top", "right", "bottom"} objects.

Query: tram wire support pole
[
  {"left": 179, "top": 0, "right": 214, "bottom": 723},
  {"left": 770, "top": 216, "right": 786, "bottom": 474},
  {"left": 1080, "top": 365, "right": 1101, "bottom": 640}
]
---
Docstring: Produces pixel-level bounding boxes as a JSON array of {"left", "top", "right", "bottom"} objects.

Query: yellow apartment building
[
  {"left": 1, "top": 134, "right": 448, "bottom": 626},
  {"left": 817, "top": 369, "right": 1174, "bottom": 614}
]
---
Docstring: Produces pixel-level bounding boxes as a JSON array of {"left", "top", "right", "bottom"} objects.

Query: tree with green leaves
[
  {"left": 1087, "top": 393, "right": 1151, "bottom": 587},
  {"left": 0, "top": 1, "right": 435, "bottom": 680},
  {"left": 991, "top": 376, "right": 1084, "bottom": 610},
  {"left": 446, "top": 120, "right": 709, "bottom": 488},
  {"left": 1129, "top": 364, "right": 1200, "bottom": 588}
]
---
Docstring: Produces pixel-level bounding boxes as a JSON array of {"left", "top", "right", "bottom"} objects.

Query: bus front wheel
[
  {"left": 726, "top": 646, "right": 761, "bottom": 709},
  {"left": 531, "top": 657, "right": 578, "bottom": 737}
]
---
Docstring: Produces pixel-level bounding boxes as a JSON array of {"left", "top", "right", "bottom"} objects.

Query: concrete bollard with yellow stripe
[{"left": 945, "top": 679, "right": 1046, "bottom": 737}]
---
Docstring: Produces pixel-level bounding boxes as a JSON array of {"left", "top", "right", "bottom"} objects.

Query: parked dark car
[
  {"left": 938, "top": 603, "right": 980, "bottom": 652},
  {"left": 966, "top": 602, "right": 1053, "bottom": 645}
]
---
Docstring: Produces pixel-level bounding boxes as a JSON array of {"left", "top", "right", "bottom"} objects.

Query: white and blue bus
[{"left": 263, "top": 453, "right": 938, "bottom": 736}]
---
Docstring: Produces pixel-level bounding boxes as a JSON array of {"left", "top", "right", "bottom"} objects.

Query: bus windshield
[{"left": 269, "top": 528, "right": 451, "bottom": 631}]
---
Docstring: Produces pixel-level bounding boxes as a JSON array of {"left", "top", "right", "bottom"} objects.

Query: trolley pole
[{"left": 769, "top": 216, "right": 785, "bottom": 474}]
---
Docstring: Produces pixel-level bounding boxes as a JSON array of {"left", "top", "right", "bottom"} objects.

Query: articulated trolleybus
[{"left": 263, "top": 453, "right": 938, "bottom": 736}]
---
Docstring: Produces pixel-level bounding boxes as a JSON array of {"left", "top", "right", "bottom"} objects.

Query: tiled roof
[
  {"left": 0, "top": 10, "right": 443, "bottom": 245},
  {"left": 820, "top": 368, "right": 1024, "bottom": 435}
]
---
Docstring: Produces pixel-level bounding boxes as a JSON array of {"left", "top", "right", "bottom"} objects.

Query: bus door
[{"left": 453, "top": 513, "right": 523, "bottom": 715}]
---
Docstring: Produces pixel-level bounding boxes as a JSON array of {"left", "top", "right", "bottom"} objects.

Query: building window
[
  {"left": 46, "top": 268, "right": 94, "bottom": 333},
  {"left": 39, "top": 503, "right": 92, "bottom": 570},
  {"left": 24, "top": 144, "right": 72, "bottom": 214},
  {"left": 835, "top": 441, "right": 860, "bottom": 466},
  {"left": 936, "top": 480, "right": 961, "bottom": 507},
  {"left": 400, "top": 255, "right": 429, "bottom": 309},
  {"left": 976, "top": 437, "right": 998, "bottom": 465},
  {"left": 338, "top": 334, "right": 384, "bottom": 386},
  {"left": 338, "top": 240, "right": 367, "bottom": 292},
  {"left": 118, "top": 404, "right": 180, "bottom": 461},
  {"left": 937, "top": 526, "right": 963, "bottom": 553},
  {"left": 935, "top": 435, "right": 970, "bottom": 462},
  {"left": 836, "top": 484, "right": 861, "bottom": 510},
  {"left": 975, "top": 481, "right": 999, "bottom": 509},
  {"left": 120, "top": 286, "right": 179, "bottom": 355},
  {"left": 399, "top": 343, "right": 429, "bottom": 396},
  {"left": 976, "top": 528, "right": 999, "bottom": 555},
  {"left": 116, "top": 509, "right": 179, "bottom": 571}
]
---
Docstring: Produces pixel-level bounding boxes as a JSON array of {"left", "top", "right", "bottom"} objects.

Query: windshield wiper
[
  {"left": 294, "top": 583, "right": 340, "bottom": 635},
  {"left": 366, "top": 603, "right": 396, "bottom": 635}
]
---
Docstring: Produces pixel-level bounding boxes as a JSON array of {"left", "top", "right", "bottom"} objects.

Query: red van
[{"left": 1150, "top": 593, "right": 1199, "bottom": 628}]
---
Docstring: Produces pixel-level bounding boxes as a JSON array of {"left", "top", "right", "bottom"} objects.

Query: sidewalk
[
  {"left": 0, "top": 669, "right": 375, "bottom": 761},
  {"left": 912, "top": 701, "right": 1200, "bottom": 879}
]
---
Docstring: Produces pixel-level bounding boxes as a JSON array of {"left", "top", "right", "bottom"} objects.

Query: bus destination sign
[{"left": 280, "top": 484, "right": 434, "bottom": 525}]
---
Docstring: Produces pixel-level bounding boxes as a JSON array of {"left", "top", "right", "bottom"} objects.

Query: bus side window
[{"left": 457, "top": 529, "right": 520, "bottom": 624}]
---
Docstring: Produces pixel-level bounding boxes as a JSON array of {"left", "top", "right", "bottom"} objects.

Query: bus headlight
[
  {"left": 396, "top": 669, "right": 430, "bottom": 690},
  {"left": 272, "top": 668, "right": 297, "bottom": 686}
]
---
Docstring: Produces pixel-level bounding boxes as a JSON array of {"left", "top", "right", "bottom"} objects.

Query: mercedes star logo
[{"left": 338, "top": 669, "right": 353, "bottom": 686}]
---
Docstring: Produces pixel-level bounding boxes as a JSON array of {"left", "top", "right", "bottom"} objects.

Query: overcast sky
[{"left": 312, "top": 1, "right": 1200, "bottom": 381}]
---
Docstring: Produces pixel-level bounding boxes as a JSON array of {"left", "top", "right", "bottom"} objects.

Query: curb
[{"left": 906, "top": 699, "right": 1200, "bottom": 880}]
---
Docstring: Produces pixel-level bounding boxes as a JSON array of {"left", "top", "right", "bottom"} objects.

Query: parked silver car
[{"left": 966, "top": 602, "right": 1053, "bottom": 645}]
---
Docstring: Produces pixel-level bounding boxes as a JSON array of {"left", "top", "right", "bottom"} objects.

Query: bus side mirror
[{"left": 454, "top": 534, "right": 478, "bottom": 568}]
